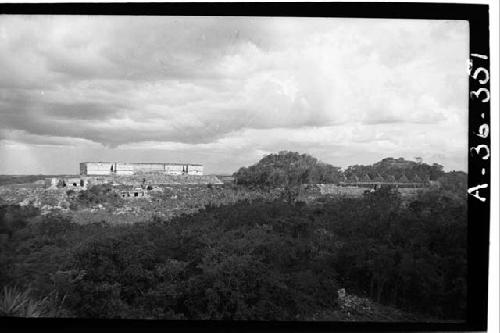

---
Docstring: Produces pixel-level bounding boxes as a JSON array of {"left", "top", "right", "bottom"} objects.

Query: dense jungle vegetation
[
  {"left": 0, "top": 153, "right": 467, "bottom": 320},
  {"left": 233, "top": 151, "right": 466, "bottom": 191}
]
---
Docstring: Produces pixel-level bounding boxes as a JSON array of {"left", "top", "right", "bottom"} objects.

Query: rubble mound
[{"left": 309, "top": 288, "right": 423, "bottom": 322}]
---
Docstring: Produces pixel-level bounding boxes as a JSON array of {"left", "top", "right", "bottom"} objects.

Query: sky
[{"left": 0, "top": 15, "right": 469, "bottom": 175}]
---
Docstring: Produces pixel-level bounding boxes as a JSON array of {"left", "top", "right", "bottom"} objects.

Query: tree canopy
[
  {"left": 233, "top": 151, "right": 342, "bottom": 187},
  {"left": 0, "top": 185, "right": 466, "bottom": 320},
  {"left": 233, "top": 152, "right": 450, "bottom": 187}
]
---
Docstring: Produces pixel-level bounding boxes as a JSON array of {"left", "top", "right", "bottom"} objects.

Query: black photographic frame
[{"left": 0, "top": 2, "right": 490, "bottom": 332}]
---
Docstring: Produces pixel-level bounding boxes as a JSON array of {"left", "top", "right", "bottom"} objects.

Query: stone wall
[
  {"left": 44, "top": 174, "right": 222, "bottom": 190},
  {"left": 80, "top": 162, "right": 204, "bottom": 176},
  {"left": 299, "top": 184, "right": 426, "bottom": 201},
  {"left": 111, "top": 174, "right": 222, "bottom": 186},
  {"left": 80, "top": 162, "right": 114, "bottom": 176},
  {"left": 45, "top": 177, "right": 88, "bottom": 190},
  {"left": 317, "top": 184, "right": 367, "bottom": 197},
  {"left": 397, "top": 188, "right": 425, "bottom": 197}
]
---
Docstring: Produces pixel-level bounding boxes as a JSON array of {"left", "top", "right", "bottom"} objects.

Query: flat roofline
[{"left": 80, "top": 162, "right": 203, "bottom": 166}]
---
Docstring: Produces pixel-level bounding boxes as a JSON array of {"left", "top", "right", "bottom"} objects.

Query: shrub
[
  {"left": 0, "top": 286, "right": 48, "bottom": 317},
  {"left": 0, "top": 177, "right": 467, "bottom": 320},
  {"left": 71, "top": 185, "right": 124, "bottom": 209}
]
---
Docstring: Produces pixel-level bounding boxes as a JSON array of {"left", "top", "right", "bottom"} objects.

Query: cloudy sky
[{"left": 0, "top": 15, "right": 468, "bottom": 175}]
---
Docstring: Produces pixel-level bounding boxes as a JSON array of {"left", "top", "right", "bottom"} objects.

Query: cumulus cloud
[{"left": 0, "top": 16, "right": 469, "bottom": 174}]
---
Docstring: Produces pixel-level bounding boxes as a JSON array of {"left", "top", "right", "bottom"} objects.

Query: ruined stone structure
[
  {"left": 120, "top": 188, "right": 150, "bottom": 199},
  {"left": 40, "top": 162, "right": 217, "bottom": 197},
  {"left": 339, "top": 173, "right": 429, "bottom": 189},
  {"left": 298, "top": 183, "right": 429, "bottom": 202},
  {"left": 45, "top": 177, "right": 89, "bottom": 190},
  {"left": 80, "top": 162, "right": 203, "bottom": 176},
  {"left": 338, "top": 181, "right": 428, "bottom": 189}
]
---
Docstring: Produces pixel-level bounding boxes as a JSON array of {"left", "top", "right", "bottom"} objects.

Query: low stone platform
[{"left": 111, "top": 174, "right": 223, "bottom": 186}]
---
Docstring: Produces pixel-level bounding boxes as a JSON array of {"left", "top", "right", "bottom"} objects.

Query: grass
[{"left": 0, "top": 286, "right": 67, "bottom": 317}]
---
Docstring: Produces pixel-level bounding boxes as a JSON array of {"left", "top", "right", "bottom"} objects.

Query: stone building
[
  {"left": 80, "top": 162, "right": 203, "bottom": 176},
  {"left": 45, "top": 177, "right": 89, "bottom": 190}
]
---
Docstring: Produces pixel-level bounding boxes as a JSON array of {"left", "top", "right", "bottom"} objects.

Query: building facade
[{"left": 80, "top": 162, "right": 203, "bottom": 176}]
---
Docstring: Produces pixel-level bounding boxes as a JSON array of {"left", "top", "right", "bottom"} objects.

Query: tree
[{"left": 233, "top": 151, "right": 340, "bottom": 187}]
